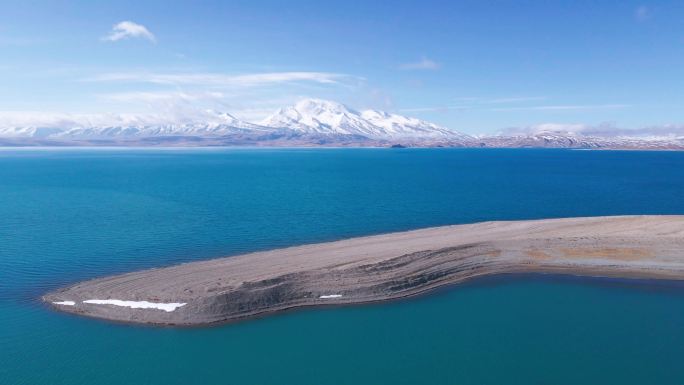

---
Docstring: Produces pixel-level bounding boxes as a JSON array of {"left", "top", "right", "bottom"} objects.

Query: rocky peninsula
[{"left": 44, "top": 215, "right": 684, "bottom": 326}]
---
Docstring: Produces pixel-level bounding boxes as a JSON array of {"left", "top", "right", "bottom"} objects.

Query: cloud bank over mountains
[{"left": 502, "top": 122, "right": 684, "bottom": 139}]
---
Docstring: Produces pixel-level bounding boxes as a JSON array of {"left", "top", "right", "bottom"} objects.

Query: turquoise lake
[{"left": 1, "top": 148, "right": 684, "bottom": 384}]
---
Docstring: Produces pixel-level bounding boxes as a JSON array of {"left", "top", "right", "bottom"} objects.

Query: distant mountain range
[{"left": 1, "top": 99, "right": 682, "bottom": 149}]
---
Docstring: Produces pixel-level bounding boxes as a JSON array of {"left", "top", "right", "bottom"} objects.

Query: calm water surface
[{"left": 1, "top": 148, "right": 683, "bottom": 384}]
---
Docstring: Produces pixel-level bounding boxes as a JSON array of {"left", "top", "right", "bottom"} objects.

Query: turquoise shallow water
[{"left": 1, "top": 148, "right": 684, "bottom": 384}]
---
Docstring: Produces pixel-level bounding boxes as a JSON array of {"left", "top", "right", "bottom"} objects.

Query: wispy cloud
[
  {"left": 0, "top": 95, "right": 331, "bottom": 128},
  {"left": 490, "top": 104, "right": 629, "bottom": 112},
  {"left": 86, "top": 71, "right": 358, "bottom": 87},
  {"left": 103, "top": 21, "right": 156, "bottom": 43},
  {"left": 501, "top": 123, "right": 591, "bottom": 135},
  {"left": 80, "top": 71, "right": 363, "bottom": 124},
  {"left": 399, "top": 106, "right": 469, "bottom": 113},
  {"left": 0, "top": 111, "right": 151, "bottom": 129},
  {"left": 451, "top": 97, "right": 481, "bottom": 102},
  {"left": 100, "top": 91, "right": 226, "bottom": 103},
  {"left": 501, "top": 122, "right": 684, "bottom": 138},
  {"left": 399, "top": 99, "right": 625, "bottom": 115},
  {"left": 0, "top": 110, "right": 225, "bottom": 130},
  {"left": 451, "top": 96, "right": 547, "bottom": 104},
  {"left": 582, "top": 123, "right": 684, "bottom": 137},
  {"left": 399, "top": 57, "right": 441, "bottom": 70},
  {"left": 399, "top": 97, "right": 548, "bottom": 113},
  {"left": 452, "top": 96, "right": 548, "bottom": 107},
  {"left": 482, "top": 96, "right": 547, "bottom": 104}
]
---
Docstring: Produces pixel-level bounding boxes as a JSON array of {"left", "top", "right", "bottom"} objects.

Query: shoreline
[
  {"left": 43, "top": 215, "right": 684, "bottom": 326},
  {"left": 2, "top": 146, "right": 683, "bottom": 151},
  {"left": 44, "top": 272, "right": 684, "bottom": 329}
]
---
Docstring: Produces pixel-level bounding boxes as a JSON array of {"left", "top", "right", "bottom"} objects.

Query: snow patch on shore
[
  {"left": 52, "top": 301, "right": 75, "bottom": 306},
  {"left": 83, "top": 299, "right": 186, "bottom": 312},
  {"left": 319, "top": 294, "right": 343, "bottom": 299}
]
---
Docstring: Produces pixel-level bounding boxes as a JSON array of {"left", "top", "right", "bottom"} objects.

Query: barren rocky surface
[{"left": 44, "top": 215, "right": 684, "bottom": 326}]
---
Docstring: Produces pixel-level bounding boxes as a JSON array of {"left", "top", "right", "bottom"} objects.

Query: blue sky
[{"left": 1, "top": 0, "right": 683, "bottom": 134}]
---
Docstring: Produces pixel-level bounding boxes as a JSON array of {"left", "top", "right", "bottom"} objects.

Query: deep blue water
[{"left": 1, "top": 148, "right": 683, "bottom": 384}]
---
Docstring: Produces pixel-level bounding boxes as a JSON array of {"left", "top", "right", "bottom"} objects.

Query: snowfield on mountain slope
[
  {"left": 360, "top": 109, "right": 471, "bottom": 140},
  {"left": 260, "top": 99, "right": 470, "bottom": 139}
]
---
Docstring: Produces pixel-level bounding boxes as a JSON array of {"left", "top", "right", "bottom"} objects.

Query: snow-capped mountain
[
  {"left": 0, "top": 111, "right": 272, "bottom": 139},
  {"left": 360, "top": 109, "right": 472, "bottom": 140},
  {"left": 1, "top": 99, "right": 683, "bottom": 149},
  {"left": 260, "top": 99, "right": 379, "bottom": 136},
  {"left": 260, "top": 99, "right": 471, "bottom": 140},
  {"left": 0, "top": 100, "right": 471, "bottom": 142},
  {"left": 0, "top": 126, "right": 66, "bottom": 138},
  {"left": 477, "top": 129, "right": 684, "bottom": 149}
]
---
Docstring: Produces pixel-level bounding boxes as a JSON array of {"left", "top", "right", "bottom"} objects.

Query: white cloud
[
  {"left": 230, "top": 107, "right": 283, "bottom": 122},
  {"left": 451, "top": 96, "right": 547, "bottom": 104},
  {"left": 399, "top": 106, "right": 470, "bottom": 113},
  {"left": 103, "top": 21, "right": 156, "bottom": 43},
  {"left": 216, "top": 96, "right": 308, "bottom": 121},
  {"left": 501, "top": 122, "right": 684, "bottom": 138},
  {"left": 100, "top": 91, "right": 225, "bottom": 103},
  {"left": 399, "top": 57, "right": 441, "bottom": 70},
  {"left": 398, "top": 97, "right": 552, "bottom": 113},
  {"left": 482, "top": 96, "right": 547, "bottom": 104},
  {"left": 0, "top": 110, "right": 226, "bottom": 130},
  {"left": 86, "top": 71, "right": 358, "bottom": 87},
  {"left": 490, "top": 104, "right": 628, "bottom": 112},
  {"left": 582, "top": 124, "right": 684, "bottom": 138},
  {"left": 0, "top": 94, "right": 321, "bottom": 129},
  {"left": 452, "top": 97, "right": 482, "bottom": 102},
  {"left": 97, "top": 91, "right": 235, "bottom": 122},
  {"left": 502, "top": 123, "right": 591, "bottom": 135},
  {"left": 83, "top": 71, "right": 361, "bottom": 122},
  {"left": 0, "top": 111, "right": 157, "bottom": 129},
  {"left": 398, "top": 100, "right": 625, "bottom": 116},
  {"left": 78, "top": 71, "right": 362, "bottom": 124}
]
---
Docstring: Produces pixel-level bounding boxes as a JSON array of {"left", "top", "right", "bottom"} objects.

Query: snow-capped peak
[
  {"left": 0, "top": 99, "right": 472, "bottom": 142},
  {"left": 206, "top": 110, "right": 268, "bottom": 130},
  {"left": 261, "top": 98, "right": 471, "bottom": 140},
  {"left": 294, "top": 98, "right": 352, "bottom": 116},
  {"left": 260, "top": 99, "right": 380, "bottom": 137},
  {"left": 360, "top": 109, "right": 472, "bottom": 140},
  {"left": 0, "top": 110, "right": 272, "bottom": 139}
]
